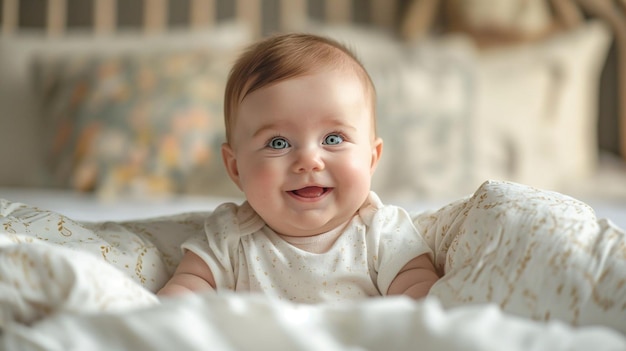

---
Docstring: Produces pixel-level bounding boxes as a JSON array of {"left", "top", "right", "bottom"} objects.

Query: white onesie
[{"left": 182, "top": 192, "right": 432, "bottom": 304}]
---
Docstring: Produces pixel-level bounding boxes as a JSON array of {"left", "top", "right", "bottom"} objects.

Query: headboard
[{"left": 1, "top": 0, "right": 399, "bottom": 38}]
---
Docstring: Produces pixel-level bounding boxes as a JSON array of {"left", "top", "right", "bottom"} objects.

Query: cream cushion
[{"left": 472, "top": 21, "right": 612, "bottom": 191}]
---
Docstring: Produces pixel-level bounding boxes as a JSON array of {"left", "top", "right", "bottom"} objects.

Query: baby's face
[{"left": 222, "top": 68, "right": 382, "bottom": 237}]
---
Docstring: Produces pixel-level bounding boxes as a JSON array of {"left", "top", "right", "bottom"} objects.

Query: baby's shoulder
[
  {"left": 205, "top": 201, "right": 265, "bottom": 237},
  {"left": 358, "top": 191, "right": 412, "bottom": 226}
]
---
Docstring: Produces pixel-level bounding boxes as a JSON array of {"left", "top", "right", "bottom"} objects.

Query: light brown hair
[{"left": 223, "top": 33, "right": 376, "bottom": 144}]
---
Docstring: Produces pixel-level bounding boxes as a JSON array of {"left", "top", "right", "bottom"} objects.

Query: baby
[{"left": 158, "top": 33, "right": 439, "bottom": 303}]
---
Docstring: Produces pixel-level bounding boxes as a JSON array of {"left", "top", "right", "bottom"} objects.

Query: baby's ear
[
  {"left": 370, "top": 137, "right": 383, "bottom": 175},
  {"left": 221, "top": 143, "right": 242, "bottom": 190}
]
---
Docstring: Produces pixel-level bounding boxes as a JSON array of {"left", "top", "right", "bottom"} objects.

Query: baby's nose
[{"left": 292, "top": 147, "right": 325, "bottom": 173}]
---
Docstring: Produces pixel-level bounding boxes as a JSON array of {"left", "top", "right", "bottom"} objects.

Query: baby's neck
[{"left": 276, "top": 221, "right": 349, "bottom": 254}]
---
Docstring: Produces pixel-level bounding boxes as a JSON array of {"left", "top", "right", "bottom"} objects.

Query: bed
[{"left": 1, "top": 0, "right": 626, "bottom": 350}]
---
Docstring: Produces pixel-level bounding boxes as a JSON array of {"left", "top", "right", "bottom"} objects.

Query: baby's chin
[{"left": 250, "top": 195, "right": 367, "bottom": 237}]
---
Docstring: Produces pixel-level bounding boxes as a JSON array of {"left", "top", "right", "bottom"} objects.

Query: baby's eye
[
  {"left": 267, "top": 137, "right": 290, "bottom": 149},
  {"left": 323, "top": 134, "right": 344, "bottom": 145}
]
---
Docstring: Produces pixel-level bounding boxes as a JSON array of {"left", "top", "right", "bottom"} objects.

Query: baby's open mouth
[{"left": 290, "top": 186, "right": 331, "bottom": 198}]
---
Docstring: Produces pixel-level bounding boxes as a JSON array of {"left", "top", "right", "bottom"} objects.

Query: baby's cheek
[
  {"left": 337, "top": 158, "right": 373, "bottom": 189},
  {"left": 241, "top": 158, "right": 281, "bottom": 184},
  {"left": 345, "top": 154, "right": 374, "bottom": 175}
]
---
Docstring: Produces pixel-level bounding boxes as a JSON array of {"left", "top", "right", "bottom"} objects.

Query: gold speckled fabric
[
  {"left": 0, "top": 180, "right": 624, "bottom": 333},
  {"left": 418, "top": 180, "right": 626, "bottom": 333},
  {"left": 0, "top": 202, "right": 211, "bottom": 288},
  {"left": 0, "top": 201, "right": 209, "bottom": 324},
  {"left": 0, "top": 240, "right": 158, "bottom": 324}
]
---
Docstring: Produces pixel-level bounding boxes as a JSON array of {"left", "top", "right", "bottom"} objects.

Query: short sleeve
[
  {"left": 360, "top": 193, "right": 434, "bottom": 295},
  {"left": 181, "top": 202, "right": 263, "bottom": 291}
]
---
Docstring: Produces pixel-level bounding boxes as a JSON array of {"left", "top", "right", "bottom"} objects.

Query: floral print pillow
[{"left": 36, "top": 50, "right": 240, "bottom": 198}]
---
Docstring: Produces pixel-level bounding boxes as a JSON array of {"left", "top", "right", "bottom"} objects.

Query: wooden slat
[
  {"left": 236, "top": 0, "right": 262, "bottom": 37},
  {"left": 615, "top": 0, "right": 626, "bottom": 161},
  {"left": 47, "top": 0, "right": 67, "bottom": 37},
  {"left": 400, "top": 0, "right": 439, "bottom": 41},
  {"left": 325, "top": 0, "right": 351, "bottom": 24},
  {"left": 190, "top": 0, "right": 215, "bottom": 28},
  {"left": 280, "top": 0, "right": 307, "bottom": 32},
  {"left": 144, "top": 0, "right": 168, "bottom": 34},
  {"left": 371, "top": 0, "right": 395, "bottom": 28},
  {"left": 94, "top": 0, "right": 117, "bottom": 35},
  {"left": 2, "top": 0, "right": 19, "bottom": 35}
]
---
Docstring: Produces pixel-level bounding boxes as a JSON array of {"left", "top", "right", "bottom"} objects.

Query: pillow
[
  {"left": 368, "top": 37, "right": 478, "bottom": 200},
  {"left": 417, "top": 180, "right": 626, "bottom": 333},
  {"left": 36, "top": 50, "right": 240, "bottom": 198},
  {"left": 0, "top": 22, "right": 251, "bottom": 189},
  {"left": 472, "top": 21, "right": 612, "bottom": 192}
]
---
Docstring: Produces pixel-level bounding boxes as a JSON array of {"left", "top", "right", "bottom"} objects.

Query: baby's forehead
[
  {"left": 237, "top": 67, "right": 377, "bottom": 135},
  {"left": 225, "top": 37, "right": 378, "bottom": 143},
  {"left": 266, "top": 64, "right": 359, "bottom": 86},
  {"left": 246, "top": 62, "right": 373, "bottom": 104}
]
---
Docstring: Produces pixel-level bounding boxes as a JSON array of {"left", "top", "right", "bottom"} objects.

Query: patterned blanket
[{"left": 0, "top": 180, "right": 624, "bottom": 350}]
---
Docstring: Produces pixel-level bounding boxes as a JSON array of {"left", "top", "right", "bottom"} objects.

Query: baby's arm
[
  {"left": 157, "top": 251, "right": 216, "bottom": 297},
  {"left": 387, "top": 253, "right": 439, "bottom": 299}
]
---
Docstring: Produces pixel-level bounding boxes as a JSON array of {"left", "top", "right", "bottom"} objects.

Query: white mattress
[
  {"left": 0, "top": 186, "right": 624, "bottom": 229},
  {"left": 0, "top": 187, "right": 240, "bottom": 222}
]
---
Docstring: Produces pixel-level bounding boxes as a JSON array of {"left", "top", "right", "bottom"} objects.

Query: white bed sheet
[
  {"left": 0, "top": 186, "right": 623, "bottom": 228},
  {"left": 0, "top": 187, "right": 452, "bottom": 223},
  {"left": 4, "top": 294, "right": 626, "bottom": 351},
  {"left": 0, "top": 187, "right": 240, "bottom": 222}
]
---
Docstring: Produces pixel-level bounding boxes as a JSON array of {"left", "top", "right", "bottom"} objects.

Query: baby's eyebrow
[
  {"left": 251, "top": 118, "right": 359, "bottom": 138},
  {"left": 318, "top": 117, "right": 359, "bottom": 131},
  {"left": 252, "top": 124, "right": 280, "bottom": 138},
  {"left": 326, "top": 122, "right": 359, "bottom": 135}
]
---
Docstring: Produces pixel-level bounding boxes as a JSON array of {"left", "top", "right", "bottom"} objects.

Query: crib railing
[{"left": 1, "top": 0, "right": 398, "bottom": 37}]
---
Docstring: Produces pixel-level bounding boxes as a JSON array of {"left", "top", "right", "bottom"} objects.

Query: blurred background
[
  {"left": 4, "top": 0, "right": 621, "bottom": 151},
  {"left": 0, "top": 0, "right": 624, "bottom": 209}
]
